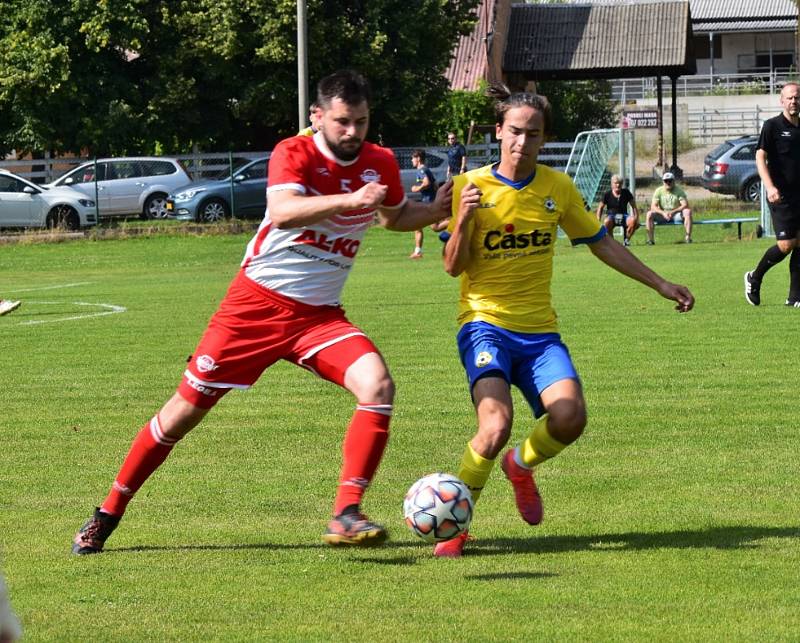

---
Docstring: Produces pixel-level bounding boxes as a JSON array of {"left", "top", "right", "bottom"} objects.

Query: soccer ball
[{"left": 403, "top": 472, "right": 473, "bottom": 542}]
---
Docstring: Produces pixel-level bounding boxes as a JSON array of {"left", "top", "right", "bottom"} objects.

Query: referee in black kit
[{"left": 745, "top": 82, "right": 800, "bottom": 307}]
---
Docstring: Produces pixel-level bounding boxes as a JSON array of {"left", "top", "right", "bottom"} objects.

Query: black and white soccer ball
[{"left": 403, "top": 472, "right": 473, "bottom": 542}]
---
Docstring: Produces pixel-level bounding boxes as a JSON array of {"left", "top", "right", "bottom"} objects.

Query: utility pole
[{"left": 297, "top": 0, "right": 308, "bottom": 132}]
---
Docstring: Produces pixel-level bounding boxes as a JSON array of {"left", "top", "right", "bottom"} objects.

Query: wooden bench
[{"left": 650, "top": 216, "right": 760, "bottom": 240}]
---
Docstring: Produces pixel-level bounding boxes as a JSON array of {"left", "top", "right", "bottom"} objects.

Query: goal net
[{"left": 565, "top": 128, "right": 635, "bottom": 208}]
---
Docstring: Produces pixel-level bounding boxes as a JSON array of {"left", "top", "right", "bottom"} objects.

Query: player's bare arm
[
  {"left": 380, "top": 179, "right": 453, "bottom": 231},
  {"left": 411, "top": 175, "right": 431, "bottom": 193},
  {"left": 269, "top": 181, "right": 388, "bottom": 229},
  {"left": 443, "top": 182, "right": 482, "bottom": 276},
  {"left": 589, "top": 234, "right": 695, "bottom": 312},
  {"left": 756, "top": 148, "right": 780, "bottom": 203}
]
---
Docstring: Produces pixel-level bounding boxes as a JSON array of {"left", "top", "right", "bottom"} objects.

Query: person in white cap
[{"left": 645, "top": 172, "right": 693, "bottom": 244}]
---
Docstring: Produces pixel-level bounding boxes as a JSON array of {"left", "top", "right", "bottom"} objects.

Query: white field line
[
  {"left": 7, "top": 282, "right": 92, "bottom": 293},
  {"left": 16, "top": 300, "right": 127, "bottom": 326}
]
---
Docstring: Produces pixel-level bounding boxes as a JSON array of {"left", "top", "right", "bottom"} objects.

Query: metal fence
[
  {"left": 1, "top": 145, "right": 582, "bottom": 184},
  {"left": 612, "top": 71, "right": 796, "bottom": 101},
  {"left": 688, "top": 106, "right": 766, "bottom": 143},
  {"left": 0, "top": 151, "right": 272, "bottom": 184}
]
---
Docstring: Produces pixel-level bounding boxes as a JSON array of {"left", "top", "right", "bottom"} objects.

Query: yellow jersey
[{"left": 447, "top": 163, "right": 604, "bottom": 334}]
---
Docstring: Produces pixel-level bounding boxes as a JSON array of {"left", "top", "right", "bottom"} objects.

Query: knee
[
  {"left": 353, "top": 372, "right": 395, "bottom": 405},
  {"left": 684, "top": 208, "right": 692, "bottom": 220},
  {"left": 778, "top": 240, "right": 794, "bottom": 254},
  {"left": 474, "top": 409, "right": 513, "bottom": 457},
  {"left": 547, "top": 400, "right": 587, "bottom": 444},
  {"left": 159, "top": 393, "right": 209, "bottom": 439}
]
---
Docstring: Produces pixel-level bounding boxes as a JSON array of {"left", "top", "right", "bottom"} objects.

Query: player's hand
[
  {"left": 659, "top": 282, "right": 694, "bottom": 313},
  {"left": 767, "top": 186, "right": 782, "bottom": 203},
  {"left": 433, "top": 179, "right": 453, "bottom": 215},
  {"left": 352, "top": 182, "right": 388, "bottom": 209},
  {"left": 458, "top": 182, "right": 482, "bottom": 221}
]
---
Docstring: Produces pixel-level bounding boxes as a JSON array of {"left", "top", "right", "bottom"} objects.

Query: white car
[
  {"left": 0, "top": 169, "right": 97, "bottom": 230},
  {"left": 45, "top": 157, "right": 191, "bottom": 219}
]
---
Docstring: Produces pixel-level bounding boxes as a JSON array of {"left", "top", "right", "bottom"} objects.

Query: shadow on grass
[
  {"left": 468, "top": 525, "right": 800, "bottom": 557},
  {"left": 466, "top": 571, "right": 557, "bottom": 581},
  {"left": 107, "top": 525, "right": 798, "bottom": 556}
]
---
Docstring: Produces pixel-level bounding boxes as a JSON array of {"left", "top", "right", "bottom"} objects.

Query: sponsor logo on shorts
[
  {"left": 196, "top": 354, "right": 218, "bottom": 373},
  {"left": 475, "top": 351, "right": 493, "bottom": 367},
  {"left": 188, "top": 380, "right": 218, "bottom": 397}
]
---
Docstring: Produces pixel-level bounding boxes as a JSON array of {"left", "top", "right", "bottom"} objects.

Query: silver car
[
  {"left": 701, "top": 136, "right": 761, "bottom": 202},
  {"left": 393, "top": 148, "right": 449, "bottom": 197},
  {"left": 45, "top": 157, "right": 191, "bottom": 219},
  {"left": 0, "top": 169, "right": 97, "bottom": 229}
]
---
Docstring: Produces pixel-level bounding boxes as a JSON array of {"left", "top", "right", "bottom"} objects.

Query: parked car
[
  {"left": 44, "top": 157, "right": 191, "bottom": 219},
  {"left": 393, "top": 148, "right": 449, "bottom": 197},
  {"left": 0, "top": 169, "right": 97, "bottom": 230},
  {"left": 167, "top": 157, "right": 268, "bottom": 222},
  {"left": 702, "top": 136, "right": 761, "bottom": 202}
]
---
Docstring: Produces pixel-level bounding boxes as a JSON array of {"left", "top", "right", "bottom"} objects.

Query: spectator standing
[{"left": 446, "top": 131, "right": 467, "bottom": 179}]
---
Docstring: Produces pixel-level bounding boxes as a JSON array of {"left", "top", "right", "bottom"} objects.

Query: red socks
[
  {"left": 333, "top": 404, "right": 391, "bottom": 515},
  {"left": 100, "top": 415, "right": 179, "bottom": 517}
]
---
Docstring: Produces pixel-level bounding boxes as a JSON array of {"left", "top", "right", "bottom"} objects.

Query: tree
[
  {"left": 0, "top": 0, "right": 481, "bottom": 155},
  {"left": 537, "top": 79, "right": 619, "bottom": 141}
]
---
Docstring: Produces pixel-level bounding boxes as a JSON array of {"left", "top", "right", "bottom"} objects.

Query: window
[
  {"left": 0, "top": 175, "right": 25, "bottom": 192},
  {"left": 110, "top": 161, "right": 143, "bottom": 180},
  {"left": 732, "top": 145, "right": 756, "bottom": 161},
  {"left": 693, "top": 34, "right": 722, "bottom": 60},
  {"left": 241, "top": 162, "right": 267, "bottom": 180},
  {"left": 140, "top": 160, "right": 177, "bottom": 176}
]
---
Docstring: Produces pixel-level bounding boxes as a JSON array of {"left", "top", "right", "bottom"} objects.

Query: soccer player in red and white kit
[{"left": 72, "top": 70, "right": 453, "bottom": 553}]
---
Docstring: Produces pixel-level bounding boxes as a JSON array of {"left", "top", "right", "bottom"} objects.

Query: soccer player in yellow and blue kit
[{"left": 434, "top": 86, "right": 695, "bottom": 557}]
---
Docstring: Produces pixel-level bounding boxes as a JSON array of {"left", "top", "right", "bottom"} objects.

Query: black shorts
[{"left": 768, "top": 200, "right": 800, "bottom": 240}]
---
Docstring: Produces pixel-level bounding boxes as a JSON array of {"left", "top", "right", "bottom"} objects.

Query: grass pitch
[{"left": 0, "top": 224, "right": 798, "bottom": 641}]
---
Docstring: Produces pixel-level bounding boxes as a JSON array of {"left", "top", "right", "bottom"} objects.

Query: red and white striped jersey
[{"left": 241, "top": 132, "right": 406, "bottom": 306}]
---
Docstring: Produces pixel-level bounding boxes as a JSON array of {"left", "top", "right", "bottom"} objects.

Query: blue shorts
[{"left": 456, "top": 321, "right": 579, "bottom": 417}]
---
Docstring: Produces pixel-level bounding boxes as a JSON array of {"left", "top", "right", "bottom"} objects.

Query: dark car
[
  {"left": 166, "top": 157, "right": 268, "bottom": 222},
  {"left": 701, "top": 136, "right": 761, "bottom": 202}
]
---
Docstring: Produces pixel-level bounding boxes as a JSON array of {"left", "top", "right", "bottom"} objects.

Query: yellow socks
[
  {"left": 518, "top": 413, "right": 567, "bottom": 468},
  {"left": 457, "top": 442, "right": 495, "bottom": 503}
]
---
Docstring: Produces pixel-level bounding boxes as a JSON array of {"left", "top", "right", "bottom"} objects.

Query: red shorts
[{"left": 178, "top": 271, "right": 380, "bottom": 408}]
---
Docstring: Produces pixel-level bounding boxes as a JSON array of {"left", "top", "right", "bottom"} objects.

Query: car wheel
[
  {"left": 46, "top": 205, "right": 80, "bottom": 230},
  {"left": 197, "top": 198, "right": 230, "bottom": 223},
  {"left": 143, "top": 193, "right": 169, "bottom": 219},
  {"left": 742, "top": 177, "right": 761, "bottom": 203}
]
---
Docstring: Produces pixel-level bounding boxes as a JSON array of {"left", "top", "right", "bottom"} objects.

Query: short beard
[{"left": 325, "top": 135, "right": 363, "bottom": 162}]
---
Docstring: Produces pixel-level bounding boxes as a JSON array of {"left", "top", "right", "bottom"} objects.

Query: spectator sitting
[
  {"left": 596, "top": 174, "right": 639, "bottom": 246},
  {"left": 645, "top": 172, "right": 693, "bottom": 244}
]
